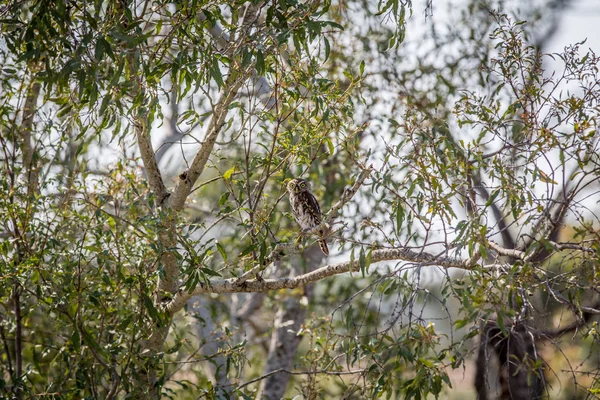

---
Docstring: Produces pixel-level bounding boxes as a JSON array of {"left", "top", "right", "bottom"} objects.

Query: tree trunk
[
  {"left": 475, "top": 321, "right": 545, "bottom": 400},
  {"left": 188, "top": 298, "right": 231, "bottom": 388},
  {"left": 257, "top": 245, "right": 324, "bottom": 399}
]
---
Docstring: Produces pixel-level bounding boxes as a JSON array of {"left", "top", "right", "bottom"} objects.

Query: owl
[{"left": 287, "top": 178, "right": 329, "bottom": 256}]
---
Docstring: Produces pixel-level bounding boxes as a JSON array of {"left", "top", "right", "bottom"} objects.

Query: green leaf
[
  {"left": 323, "top": 36, "right": 331, "bottom": 61},
  {"left": 210, "top": 59, "right": 224, "bottom": 88},
  {"left": 307, "top": 20, "right": 321, "bottom": 40},
  {"left": 118, "top": 315, "right": 132, "bottom": 331},
  {"left": 80, "top": 326, "right": 103, "bottom": 354},
  {"left": 321, "top": 21, "right": 344, "bottom": 30},
  {"left": 240, "top": 243, "right": 256, "bottom": 257},
  {"left": 201, "top": 267, "right": 222, "bottom": 277},
  {"left": 485, "top": 189, "right": 500, "bottom": 206},
  {"left": 255, "top": 51, "right": 265, "bottom": 76},
  {"left": 395, "top": 204, "right": 404, "bottom": 233},
  {"left": 142, "top": 293, "right": 162, "bottom": 325},
  {"left": 242, "top": 47, "right": 253, "bottom": 67},
  {"left": 359, "top": 247, "right": 366, "bottom": 277},
  {"left": 71, "top": 329, "right": 81, "bottom": 351},
  {"left": 219, "top": 192, "right": 230, "bottom": 207},
  {"left": 376, "top": 0, "right": 395, "bottom": 16},
  {"left": 217, "top": 242, "right": 227, "bottom": 262},
  {"left": 57, "top": 104, "right": 73, "bottom": 118},
  {"left": 259, "top": 240, "right": 268, "bottom": 265},
  {"left": 185, "top": 270, "right": 200, "bottom": 293},
  {"left": 166, "top": 340, "right": 184, "bottom": 354},
  {"left": 94, "top": 37, "right": 105, "bottom": 61},
  {"left": 325, "top": 137, "right": 334, "bottom": 155},
  {"left": 99, "top": 93, "right": 111, "bottom": 115}
]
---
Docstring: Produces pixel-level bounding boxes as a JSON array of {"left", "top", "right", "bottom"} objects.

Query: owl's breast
[{"left": 289, "top": 192, "right": 321, "bottom": 230}]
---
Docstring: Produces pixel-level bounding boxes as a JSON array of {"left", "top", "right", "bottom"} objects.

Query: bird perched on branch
[{"left": 286, "top": 178, "right": 329, "bottom": 256}]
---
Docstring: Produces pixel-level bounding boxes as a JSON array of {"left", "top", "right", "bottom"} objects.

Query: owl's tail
[{"left": 318, "top": 239, "right": 329, "bottom": 256}]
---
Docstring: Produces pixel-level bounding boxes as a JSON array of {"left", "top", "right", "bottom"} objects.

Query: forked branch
[{"left": 170, "top": 71, "right": 250, "bottom": 211}]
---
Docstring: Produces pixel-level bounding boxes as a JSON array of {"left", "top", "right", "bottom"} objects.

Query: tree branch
[
  {"left": 135, "top": 119, "right": 168, "bottom": 203},
  {"left": 166, "top": 247, "right": 479, "bottom": 314},
  {"left": 154, "top": 11, "right": 273, "bottom": 165},
  {"left": 518, "top": 185, "right": 572, "bottom": 250},
  {"left": 238, "top": 367, "right": 364, "bottom": 392},
  {"left": 325, "top": 166, "right": 372, "bottom": 225},
  {"left": 537, "top": 304, "right": 599, "bottom": 340},
  {"left": 234, "top": 166, "right": 373, "bottom": 284},
  {"left": 473, "top": 171, "right": 516, "bottom": 250},
  {"left": 487, "top": 241, "right": 526, "bottom": 260},
  {"left": 170, "top": 71, "right": 249, "bottom": 211},
  {"left": 20, "top": 79, "right": 41, "bottom": 191},
  {"left": 525, "top": 189, "right": 575, "bottom": 263}
]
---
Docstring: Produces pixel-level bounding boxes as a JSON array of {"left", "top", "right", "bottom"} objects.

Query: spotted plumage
[{"left": 286, "top": 178, "right": 329, "bottom": 256}]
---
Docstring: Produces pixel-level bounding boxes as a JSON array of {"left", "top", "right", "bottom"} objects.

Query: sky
[
  {"left": 547, "top": 0, "right": 600, "bottom": 56},
  {"left": 542, "top": 0, "right": 600, "bottom": 92}
]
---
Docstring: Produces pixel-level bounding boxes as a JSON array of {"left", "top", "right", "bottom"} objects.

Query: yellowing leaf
[
  {"left": 538, "top": 170, "right": 557, "bottom": 185},
  {"left": 223, "top": 167, "right": 235, "bottom": 180}
]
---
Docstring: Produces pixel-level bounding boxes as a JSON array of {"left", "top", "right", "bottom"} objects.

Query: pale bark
[
  {"left": 128, "top": 1, "right": 267, "bottom": 395},
  {"left": 257, "top": 246, "right": 323, "bottom": 399},
  {"left": 134, "top": 6, "right": 259, "bottom": 395},
  {"left": 188, "top": 299, "right": 231, "bottom": 387},
  {"left": 129, "top": 48, "right": 177, "bottom": 397},
  {"left": 20, "top": 80, "right": 41, "bottom": 189},
  {"left": 137, "top": 70, "right": 249, "bottom": 396},
  {"left": 166, "top": 246, "right": 482, "bottom": 314},
  {"left": 169, "top": 72, "right": 249, "bottom": 212},
  {"left": 12, "top": 76, "right": 41, "bottom": 400},
  {"left": 135, "top": 120, "right": 168, "bottom": 202},
  {"left": 134, "top": 118, "right": 179, "bottom": 298}
]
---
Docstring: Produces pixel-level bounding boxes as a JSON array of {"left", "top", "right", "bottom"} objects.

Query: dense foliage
[{"left": 0, "top": 0, "right": 599, "bottom": 398}]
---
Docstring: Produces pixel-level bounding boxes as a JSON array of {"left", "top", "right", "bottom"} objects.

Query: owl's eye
[{"left": 300, "top": 182, "right": 306, "bottom": 188}]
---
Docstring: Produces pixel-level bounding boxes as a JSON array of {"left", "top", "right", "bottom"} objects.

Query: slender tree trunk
[
  {"left": 12, "top": 75, "right": 40, "bottom": 400},
  {"left": 188, "top": 298, "right": 231, "bottom": 388},
  {"left": 20, "top": 80, "right": 41, "bottom": 194},
  {"left": 257, "top": 246, "right": 324, "bottom": 399},
  {"left": 13, "top": 285, "right": 22, "bottom": 399}
]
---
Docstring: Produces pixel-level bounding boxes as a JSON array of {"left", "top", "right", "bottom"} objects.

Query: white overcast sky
[
  {"left": 545, "top": 0, "right": 600, "bottom": 74},
  {"left": 548, "top": 0, "right": 600, "bottom": 52}
]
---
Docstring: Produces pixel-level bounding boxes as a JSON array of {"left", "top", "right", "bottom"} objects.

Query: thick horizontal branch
[
  {"left": 234, "top": 168, "right": 372, "bottom": 284},
  {"left": 488, "top": 239, "right": 596, "bottom": 261},
  {"left": 165, "top": 247, "right": 478, "bottom": 314},
  {"left": 488, "top": 241, "right": 525, "bottom": 260}
]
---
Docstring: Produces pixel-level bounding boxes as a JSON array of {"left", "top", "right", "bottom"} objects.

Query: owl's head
[{"left": 287, "top": 178, "right": 311, "bottom": 194}]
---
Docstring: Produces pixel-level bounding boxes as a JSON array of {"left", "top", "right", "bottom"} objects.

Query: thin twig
[{"left": 236, "top": 368, "right": 365, "bottom": 391}]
